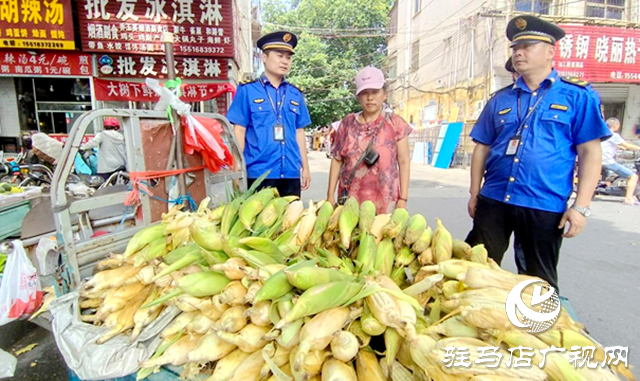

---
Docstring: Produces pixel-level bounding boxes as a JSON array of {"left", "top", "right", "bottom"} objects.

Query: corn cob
[
  {"left": 207, "top": 348, "right": 251, "bottom": 381},
  {"left": 370, "top": 213, "right": 391, "bottom": 242},
  {"left": 133, "top": 236, "right": 168, "bottom": 267},
  {"left": 275, "top": 280, "right": 363, "bottom": 329},
  {"left": 285, "top": 266, "right": 353, "bottom": 290},
  {"left": 210, "top": 257, "right": 247, "bottom": 280},
  {"left": 348, "top": 320, "right": 371, "bottom": 348},
  {"left": 217, "top": 305, "right": 248, "bottom": 333},
  {"left": 254, "top": 196, "right": 295, "bottom": 232},
  {"left": 97, "top": 282, "right": 147, "bottom": 319},
  {"left": 161, "top": 311, "right": 199, "bottom": 339},
  {"left": 83, "top": 265, "right": 142, "bottom": 291},
  {"left": 218, "top": 280, "right": 248, "bottom": 305},
  {"left": 296, "top": 201, "right": 318, "bottom": 246},
  {"left": 452, "top": 239, "right": 473, "bottom": 260},
  {"left": 422, "top": 259, "right": 490, "bottom": 280},
  {"left": 330, "top": 331, "right": 359, "bottom": 362},
  {"left": 384, "top": 327, "right": 404, "bottom": 370},
  {"left": 359, "top": 200, "right": 377, "bottom": 232},
  {"left": 188, "top": 330, "right": 237, "bottom": 364},
  {"left": 395, "top": 246, "right": 415, "bottom": 268},
  {"left": 470, "top": 244, "right": 488, "bottom": 264},
  {"left": 326, "top": 205, "right": 343, "bottom": 232},
  {"left": 411, "top": 227, "right": 433, "bottom": 253},
  {"left": 338, "top": 197, "right": 359, "bottom": 249},
  {"left": 322, "top": 358, "right": 357, "bottom": 381},
  {"left": 290, "top": 348, "right": 330, "bottom": 381},
  {"left": 123, "top": 224, "right": 166, "bottom": 258},
  {"left": 216, "top": 323, "right": 271, "bottom": 352},
  {"left": 245, "top": 300, "right": 271, "bottom": 327},
  {"left": 275, "top": 318, "right": 304, "bottom": 350},
  {"left": 356, "top": 233, "right": 377, "bottom": 274},
  {"left": 283, "top": 200, "right": 305, "bottom": 229},
  {"left": 228, "top": 350, "right": 266, "bottom": 381},
  {"left": 260, "top": 342, "right": 292, "bottom": 380},
  {"left": 356, "top": 348, "right": 387, "bottom": 381},
  {"left": 432, "top": 218, "right": 453, "bottom": 263},
  {"left": 244, "top": 281, "right": 263, "bottom": 304},
  {"left": 240, "top": 236, "right": 285, "bottom": 260},
  {"left": 95, "top": 254, "right": 129, "bottom": 271},
  {"left": 383, "top": 208, "right": 410, "bottom": 239},
  {"left": 293, "top": 307, "right": 350, "bottom": 372},
  {"left": 379, "top": 359, "right": 414, "bottom": 381},
  {"left": 373, "top": 239, "right": 395, "bottom": 277},
  {"left": 424, "top": 315, "right": 479, "bottom": 338},
  {"left": 186, "top": 313, "right": 216, "bottom": 334},
  {"left": 457, "top": 267, "right": 540, "bottom": 291},
  {"left": 402, "top": 273, "right": 444, "bottom": 297},
  {"left": 309, "top": 201, "right": 334, "bottom": 245},
  {"left": 254, "top": 260, "right": 316, "bottom": 303},
  {"left": 96, "top": 286, "right": 151, "bottom": 344},
  {"left": 143, "top": 271, "right": 231, "bottom": 308},
  {"left": 131, "top": 286, "right": 164, "bottom": 342},
  {"left": 404, "top": 214, "right": 427, "bottom": 246},
  {"left": 361, "top": 301, "right": 386, "bottom": 336},
  {"left": 390, "top": 266, "right": 407, "bottom": 286},
  {"left": 142, "top": 333, "right": 203, "bottom": 369}
]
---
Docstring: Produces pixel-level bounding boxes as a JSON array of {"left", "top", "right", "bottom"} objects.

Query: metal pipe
[{"left": 163, "top": 31, "right": 188, "bottom": 206}]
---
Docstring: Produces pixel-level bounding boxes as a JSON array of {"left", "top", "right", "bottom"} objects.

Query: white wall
[
  {"left": 0, "top": 78, "right": 20, "bottom": 138},
  {"left": 623, "top": 85, "right": 640, "bottom": 138}
]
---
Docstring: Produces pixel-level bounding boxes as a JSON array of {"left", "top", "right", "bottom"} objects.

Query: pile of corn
[{"left": 78, "top": 189, "right": 633, "bottom": 381}]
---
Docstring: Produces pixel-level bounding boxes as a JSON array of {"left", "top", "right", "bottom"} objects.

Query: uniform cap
[
  {"left": 506, "top": 15, "right": 565, "bottom": 47},
  {"left": 257, "top": 31, "right": 298, "bottom": 54}
]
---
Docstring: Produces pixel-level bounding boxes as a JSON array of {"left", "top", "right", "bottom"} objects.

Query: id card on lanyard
[
  {"left": 506, "top": 87, "right": 550, "bottom": 156},
  {"left": 264, "top": 82, "right": 286, "bottom": 142}
]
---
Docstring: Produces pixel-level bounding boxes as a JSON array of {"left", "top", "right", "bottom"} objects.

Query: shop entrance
[{"left": 15, "top": 77, "right": 94, "bottom": 134}]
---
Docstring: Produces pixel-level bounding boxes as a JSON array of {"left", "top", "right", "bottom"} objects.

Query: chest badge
[
  {"left": 290, "top": 100, "right": 299, "bottom": 106},
  {"left": 550, "top": 104, "right": 568, "bottom": 111},
  {"left": 253, "top": 98, "right": 265, "bottom": 104},
  {"left": 498, "top": 107, "right": 512, "bottom": 115}
]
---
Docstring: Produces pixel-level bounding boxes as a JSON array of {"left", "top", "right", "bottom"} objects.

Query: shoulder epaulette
[
  {"left": 289, "top": 83, "right": 304, "bottom": 93},
  {"left": 561, "top": 77, "right": 589, "bottom": 88},
  {"left": 239, "top": 78, "right": 257, "bottom": 85}
]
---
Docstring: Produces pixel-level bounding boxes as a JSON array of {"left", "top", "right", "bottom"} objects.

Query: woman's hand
[{"left": 396, "top": 199, "right": 407, "bottom": 209}]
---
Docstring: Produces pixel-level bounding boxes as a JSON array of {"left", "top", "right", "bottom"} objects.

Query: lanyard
[
  {"left": 515, "top": 84, "right": 551, "bottom": 136},
  {"left": 262, "top": 81, "right": 286, "bottom": 121}
]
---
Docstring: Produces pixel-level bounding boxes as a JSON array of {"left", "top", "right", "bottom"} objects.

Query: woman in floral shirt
[{"left": 327, "top": 67, "right": 412, "bottom": 214}]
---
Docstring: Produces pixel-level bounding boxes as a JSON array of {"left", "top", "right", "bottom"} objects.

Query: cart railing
[{"left": 51, "top": 109, "right": 246, "bottom": 288}]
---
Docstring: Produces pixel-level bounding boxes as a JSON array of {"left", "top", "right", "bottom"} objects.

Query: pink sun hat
[{"left": 355, "top": 67, "right": 385, "bottom": 96}]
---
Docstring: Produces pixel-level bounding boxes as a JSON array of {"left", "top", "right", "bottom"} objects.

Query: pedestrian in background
[
  {"left": 227, "top": 31, "right": 311, "bottom": 197},
  {"left": 465, "top": 16, "right": 611, "bottom": 291},
  {"left": 327, "top": 67, "right": 412, "bottom": 214},
  {"left": 80, "top": 117, "right": 127, "bottom": 181},
  {"left": 601, "top": 117, "right": 640, "bottom": 205}
]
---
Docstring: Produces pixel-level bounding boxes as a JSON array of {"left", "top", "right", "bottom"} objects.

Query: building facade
[
  {"left": 0, "top": 0, "right": 255, "bottom": 152},
  {"left": 386, "top": 0, "right": 640, "bottom": 160}
]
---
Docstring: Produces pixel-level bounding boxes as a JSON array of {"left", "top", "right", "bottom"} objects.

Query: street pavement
[{"left": 305, "top": 150, "right": 640, "bottom": 372}]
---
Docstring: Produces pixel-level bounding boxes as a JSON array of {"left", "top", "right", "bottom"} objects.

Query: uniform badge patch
[
  {"left": 498, "top": 108, "right": 512, "bottom": 115},
  {"left": 550, "top": 104, "right": 568, "bottom": 111},
  {"left": 253, "top": 98, "right": 265, "bottom": 103},
  {"left": 290, "top": 100, "right": 299, "bottom": 106}
]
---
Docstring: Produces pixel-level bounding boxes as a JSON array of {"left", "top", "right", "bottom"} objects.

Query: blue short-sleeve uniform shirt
[
  {"left": 227, "top": 74, "right": 312, "bottom": 179},
  {"left": 470, "top": 69, "right": 611, "bottom": 213}
]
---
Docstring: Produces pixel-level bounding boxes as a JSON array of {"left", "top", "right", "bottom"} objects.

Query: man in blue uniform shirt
[
  {"left": 227, "top": 31, "right": 312, "bottom": 197},
  {"left": 465, "top": 16, "right": 611, "bottom": 291}
]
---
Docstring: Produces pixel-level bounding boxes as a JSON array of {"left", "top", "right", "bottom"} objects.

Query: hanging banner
[
  {"left": 0, "top": 50, "right": 92, "bottom": 77},
  {"left": 96, "top": 54, "right": 228, "bottom": 80},
  {"left": 93, "top": 78, "right": 234, "bottom": 102},
  {"left": 77, "top": 0, "right": 234, "bottom": 57},
  {"left": 0, "top": 0, "right": 75, "bottom": 50},
  {"left": 555, "top": 25, "right": 640, "bottom": 83}
]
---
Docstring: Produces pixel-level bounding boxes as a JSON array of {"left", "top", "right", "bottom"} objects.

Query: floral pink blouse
[{"left": 332, "top": 112, "right": 412, "bottom": 214}]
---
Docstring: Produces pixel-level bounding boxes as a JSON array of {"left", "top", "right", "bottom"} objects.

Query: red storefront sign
[
  {"left": 0, "top": 50, "right": 92, "bottom": 76},
  {"left": 555, "top": 25, "right": 640, "bottom": 83},
  {"left": 93, "top": 78, "right": 234, "bottom": 103},
  {"left": 96, "top": 54, "right": 228, "bottom": 80},
  {"left": 77, "top": 0, "right": 234, "bottom": 57},
  {"left": 0, "top": 0, "right": 75, "bottom": 50}
]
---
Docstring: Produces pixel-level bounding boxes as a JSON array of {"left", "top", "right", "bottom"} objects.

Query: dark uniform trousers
[
  {"left": 465, "top": 195, "right": 564, "bottom": 291},
  {"left": 248, "top": 178, "right": 301, "bottom": 198}
]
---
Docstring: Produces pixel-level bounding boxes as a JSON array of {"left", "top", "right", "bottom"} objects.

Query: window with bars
[
  {"left": 387, "top": 56, "right": 397, "bottom": 78},
  {"left": 411, "top": 41, "right": 419, "bottom": 71},
  {"left": 586, "top": 0, "right": 625, "bottom": 20},
  {"left": 514, "top": 0, "right": 552, "bottom": 14}
]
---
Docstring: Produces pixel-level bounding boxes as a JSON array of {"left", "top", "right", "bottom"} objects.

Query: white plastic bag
[
  {"left": 0, "top": 240, "right": 43, "bottom": 326},
  {"left": 0, "top": 348, "right": 17, "bottom": 379}
]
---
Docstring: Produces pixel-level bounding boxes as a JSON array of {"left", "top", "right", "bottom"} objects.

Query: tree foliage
[{"left": 261, "top": 0, "right": 392, "bottom": 128}]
